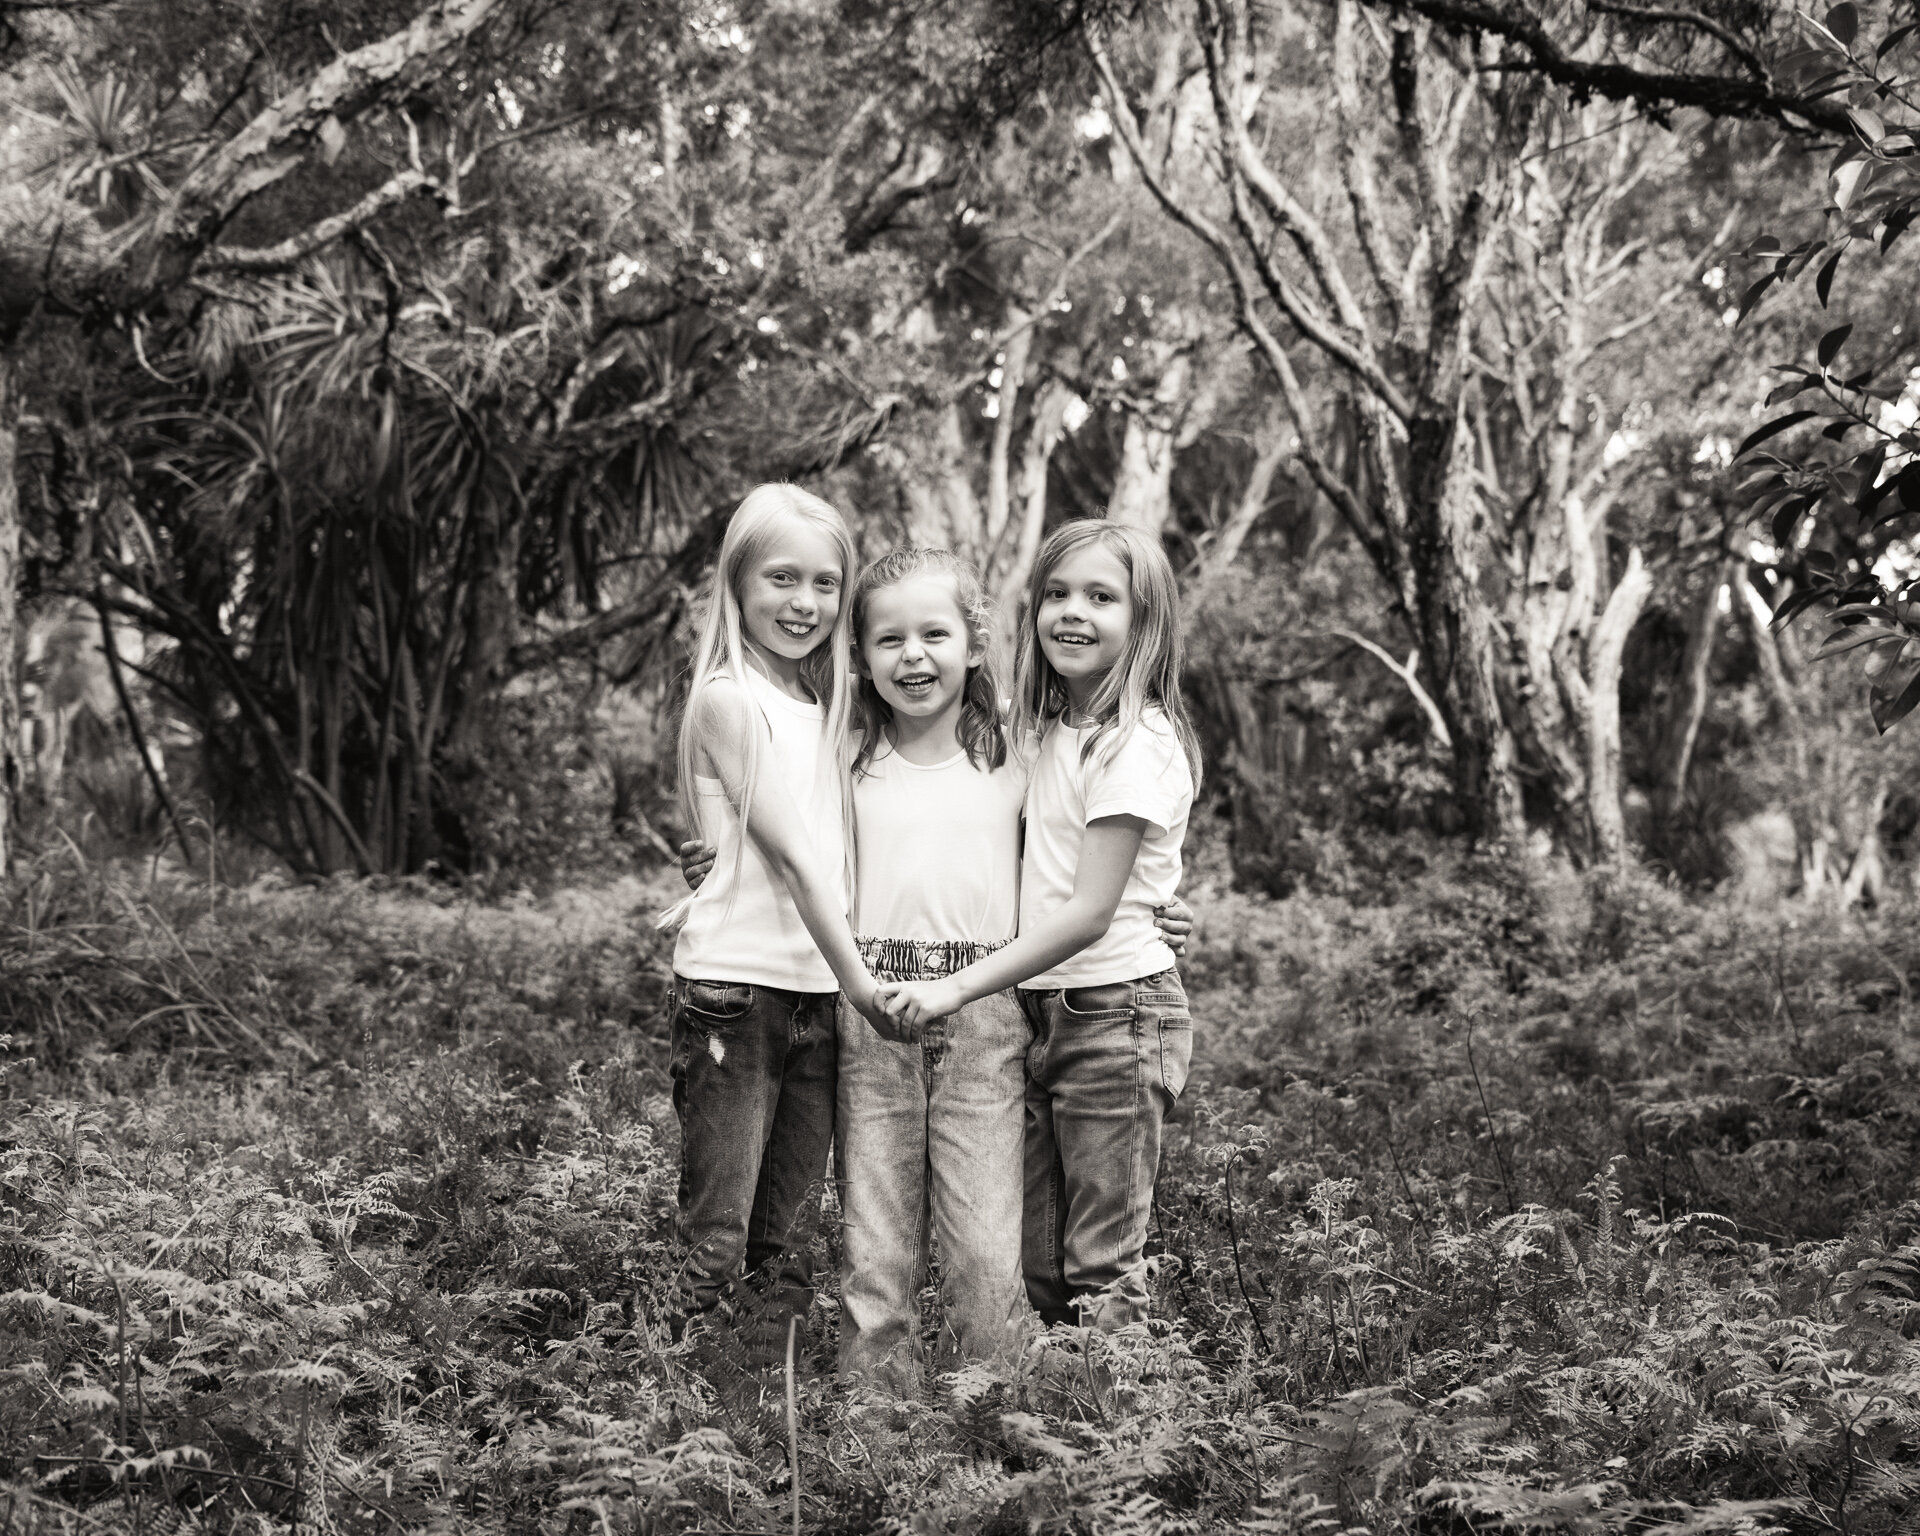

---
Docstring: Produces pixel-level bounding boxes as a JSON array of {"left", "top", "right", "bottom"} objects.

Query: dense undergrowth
[{"left": 3, "top": 845, "right": 1920, "bottom": 1534}]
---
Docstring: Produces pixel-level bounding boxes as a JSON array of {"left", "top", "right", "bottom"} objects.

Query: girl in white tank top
[{"left": 661, "top": 485, "right": 888, "bottom": 1341}]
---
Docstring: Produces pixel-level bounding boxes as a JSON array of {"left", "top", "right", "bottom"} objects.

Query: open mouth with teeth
[
  {"left": 775, "top": 620, "right": 817, "bottom": 640},
  {"left": 894, "top": 672, "right": 938, "bottom": 698},
  {"left": 1050, "top": 632, "right": 1097, "bottom": 649}
]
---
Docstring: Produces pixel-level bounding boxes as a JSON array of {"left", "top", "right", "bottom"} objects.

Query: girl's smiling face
[
  {"left": 739, "top": 520, "right": 844, "bottom": 677},
  {"left": 859, "top": 573, "right": 980, "bottom": 726},
  {"left": 1035, "top": 541, "right": 1133, "bottom": 705}
]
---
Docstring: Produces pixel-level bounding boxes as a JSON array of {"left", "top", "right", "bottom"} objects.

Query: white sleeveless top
[
  {"left": 853, "top": 742, "right": 1029, "bottom": 943},
  {"left": 673, "top": 668, "right": 847, "bottom": 992}
]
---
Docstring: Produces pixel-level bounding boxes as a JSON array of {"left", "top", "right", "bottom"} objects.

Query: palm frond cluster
[{"left": 114, "top": 245, "right": 720, "bottom": 875}]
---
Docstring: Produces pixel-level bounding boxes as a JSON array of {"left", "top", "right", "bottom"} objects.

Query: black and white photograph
[{"left": 4, "top": 0, "right": 1920, "bottom": 1530}]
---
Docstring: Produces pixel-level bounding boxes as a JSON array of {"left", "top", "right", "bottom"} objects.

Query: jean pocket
[
  {"left": 1059, "top": 981, "right": 1135, "bottom": 1021},
  {"left": 681, "top": 978, "right": 755, "bottom": 1021},
  {"left": 1157, "top": 1016, "right": 1193, "bottom": 1100}
]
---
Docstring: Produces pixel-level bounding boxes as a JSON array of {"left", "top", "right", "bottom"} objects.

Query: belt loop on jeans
[{"left": 855, "top": 933, "right": 1007, "bottom": 983}]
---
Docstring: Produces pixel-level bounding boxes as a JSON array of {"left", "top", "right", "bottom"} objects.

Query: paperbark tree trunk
[
  {"left": 900, "top": 403, "right": 981, "bottom": 549},
  {"left": 0, "top": 353, "right": 20, "bottom": 876},
  {"left": 994, "top": 379, "right": 1072, "bottom": 658},
  {"left": 1411, "top": 416, "right": 1530, "bottom": 849},
  {"left": 1588, "top": 547, "right": 1652, "bottom": 864},
  {"left": 1109, "top": 350, "right": 1192, "bottom": 533}
]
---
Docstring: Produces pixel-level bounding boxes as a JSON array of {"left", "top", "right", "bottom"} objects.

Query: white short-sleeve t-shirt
[
  {"left": 853, "top": 741, "right": 1030, "bottom": 944},
  {"left": 1018, "top": 709, "right": 1193, "bottom": 989}
]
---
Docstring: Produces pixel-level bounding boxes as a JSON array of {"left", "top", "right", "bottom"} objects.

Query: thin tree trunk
[
  {"left": 1661, "top": 548, "right": 1737, "bottom": 817},
  {"left": 0, "top": 353, "right": 18, "bottom": 875},
  {"left": 1108, "top": 350, "right": 1192, "bottom": 533},
  {"left": 985, "top": 308, "right": 1035, "bottom": 553},
  {"left": 1740, "top": 572, "right": 1805, "bottom": 764},
  {"left": 444, "top": 495, "right": 524, "bottom": 768},
  {"left": 994, "top": 378, "right": 1071, "bottom": 658},
  {"left": 1514, "top": 434, "right": 1593, "bottom": 855},
  {"left": 1587, "top": 546, "right": 1651, "bottom": 864},
  {"left": 1199, "top": 399, "right": 1289, "bottom": 578},
  {"left": 95, "top": 595, "right": 195, "bottom": 861},
  {"left": 1841, "top": 778, "right": 1887, "bottom": 908}
]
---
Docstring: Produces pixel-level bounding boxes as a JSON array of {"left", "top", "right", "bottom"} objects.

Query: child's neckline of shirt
[
  {"left": 867, "top": 740, "right": 970, "bottom": 773},
  {"left": 740, "top": 665, "right": 823, "bottom": 717}
]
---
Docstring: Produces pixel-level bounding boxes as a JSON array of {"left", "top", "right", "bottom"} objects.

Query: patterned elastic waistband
[{"left": 856, "top": 934, "right": 1007, "bottom": 982}]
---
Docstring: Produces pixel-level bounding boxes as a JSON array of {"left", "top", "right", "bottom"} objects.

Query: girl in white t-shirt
[
  {"left": 665, "top": 484, "right": 888, "bottom": 1346},
  {"left": 879, "top": 520, "right": 1202, "bottom": 1331},
  {"left": 834, "top": 547, "right": 1031, "bottom": 1387}
]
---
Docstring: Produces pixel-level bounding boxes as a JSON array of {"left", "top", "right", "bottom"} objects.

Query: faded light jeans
[
  {"left": 836, "top": 936, "right": 1030, "bottom": 1389},
  {"left": 1020, "top": 967, "right": 1193, "bottom": 1330},
  {"left": 668, "top": 975, "right": 838, "bottom": 1323}
]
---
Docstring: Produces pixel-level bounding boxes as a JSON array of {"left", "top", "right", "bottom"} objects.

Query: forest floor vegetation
[{"left": 3, "top": 843, "right": 1919, "bottom": 1534}]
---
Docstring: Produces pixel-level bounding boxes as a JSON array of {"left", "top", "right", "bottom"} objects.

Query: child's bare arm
[
  {"left": 878, "top": 815, "right": 1146, "bottom": 1028},
  {"left": 691, "top": 681, "right": 884, "bottom": 1024}
]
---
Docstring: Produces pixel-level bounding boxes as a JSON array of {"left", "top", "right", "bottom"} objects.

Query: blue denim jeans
[
  {"left": 835, "top": 938, "right": 1029, "bottom": 1388},
  {"left": 1020, "top": 968, "right": 1192, "bottom": 1330},
  {"left": 668, "top": 974, "right": 838, "bottom": 1321}
]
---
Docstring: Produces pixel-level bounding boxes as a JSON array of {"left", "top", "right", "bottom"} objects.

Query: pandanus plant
[{"left": 110, "top": 249, "right": 718, "bottom": 875}]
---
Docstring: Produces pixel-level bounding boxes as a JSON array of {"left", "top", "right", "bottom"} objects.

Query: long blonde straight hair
[
  {"left": 1013, "top": 519, "right": 1202, "bottom": 787},
  {"left": 676, "top": 483, "right": 859, "bottom": 896}
]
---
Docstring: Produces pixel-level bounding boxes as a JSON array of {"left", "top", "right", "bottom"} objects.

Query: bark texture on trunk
[
  {"left": 1405, "top": 367, "right": 1530, "bottom": 849},
  {"left": 1109, "top": 350, "right": 1192, "bottom": 533},
  {"left": 900, "top": 404, "right": 980, "bottom": 550},
  {"left": 993, "top": 379, "right": 1071, "bottom": 661},
  {"left": 1190, "top": 658, "right": 1307, "bottom": 896},
  {"left": 0, "top": 354, "right": 19, "bottom": 876},
  {"left": 1587, "top": 546, "right": 1651, "bottom": 864},
  {"left": 135, "top": 0, "right": 508, "bottom": 291}
]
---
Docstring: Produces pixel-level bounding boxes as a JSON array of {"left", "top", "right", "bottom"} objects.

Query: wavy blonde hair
[
  {"left": 1013, "top": 519, "right": 1202, "bottom": 788},
  {"left": 676, "top": 483, "right": 858, "bottom": 903},
  {"left": 850, "top": 547, "right": 1009, "bottom": 778}
]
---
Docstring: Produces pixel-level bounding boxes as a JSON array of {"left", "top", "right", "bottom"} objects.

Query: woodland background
[{"left": 5, "top": 0, "right": 1920, "bottom": 1532}]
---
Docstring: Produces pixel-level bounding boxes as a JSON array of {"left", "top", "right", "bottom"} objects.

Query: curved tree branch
[
  {"left": 132, "top": 0, "right": 508, "bottom": 292},
  {"left": 1370, "top": 0, "right": 1848, "bottom": 133},
  {"left": 203, "top": 169, "right": 438, "bottom": 271},
  {"left": 1088, "top": 29, "right": 1397, "bottom": 576},
  {"left": 1588, "top": 0, "right": 1769, "bottom": 84}
]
